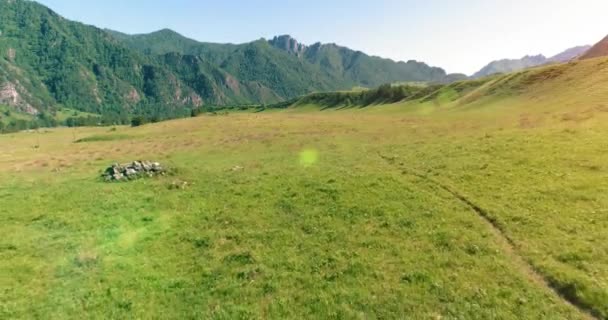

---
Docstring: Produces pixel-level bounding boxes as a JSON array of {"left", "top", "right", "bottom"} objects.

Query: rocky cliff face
[
  {"left": 269, "top": 35, "right": 307, "bottom": 57},
  {"left": 0, "top": 82, "right": 38, "bottom": 115}
]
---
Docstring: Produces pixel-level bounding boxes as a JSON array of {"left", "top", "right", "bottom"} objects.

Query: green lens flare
[{"left": 299, "top": 149, "right": 319, "bottom": 167}]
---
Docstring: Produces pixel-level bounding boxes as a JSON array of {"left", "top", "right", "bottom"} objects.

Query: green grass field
[
  {"left": 0, "top": 105, "right": 98, "bottom": 125},
  {"left": 1, "top": 58, "right": 608, "bottom": 319},
  {"left": 0, "top": 105, "right": 32, "bottom": 124},
  {"left": 53, "top": 108, "right": 100, "bottom": 122}
]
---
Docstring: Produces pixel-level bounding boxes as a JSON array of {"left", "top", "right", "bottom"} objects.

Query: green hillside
[
  {"left": 111, "top": 31, "right": 462, "bottom": 101},
  {"left": 0, "top": 0, "right": 201, "bottom": 117}
]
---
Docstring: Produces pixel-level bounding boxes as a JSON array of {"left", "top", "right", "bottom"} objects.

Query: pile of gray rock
[{"left": 102, "top": 161, "right": 165, "bottom": 181}]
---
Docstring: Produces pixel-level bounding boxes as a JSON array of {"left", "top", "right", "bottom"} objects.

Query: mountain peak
[
  {"left": 151, "top": 28, "right": 180, "bottom": 35},
  {"left": 268, "top": 35, "right": 307, "bottom": 56}
]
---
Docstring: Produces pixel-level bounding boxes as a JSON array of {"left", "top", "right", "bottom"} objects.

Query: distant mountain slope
[
  {"left": 580, "top": 35, "right": 608, "bottom": 60},
  {"left": 473, "top": 55, "right": 547, "bottom": 79},
  {"left": 106, "top": 29, "right": 239, "bottom": 61},
  {"left": 292, "top": 37, "right": 456, "bottom": 85},
  {"left": 113, "top": 31, "right": 460, "bottom": 93},
  {"left": 473, "top": 46, "right": 590, "bottom": 78},
  {"left": 547, "top": 45, "right": 591, "bottom": 62},
  {"left": 0, "top": 0, "right": 459, "bottom": 117},
  {"left": 106, "top": 29, "right": 203, "bottom": 55}
]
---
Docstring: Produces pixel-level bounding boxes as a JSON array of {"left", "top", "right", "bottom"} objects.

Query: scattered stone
[
  {"left": 168, "top": 180, "right": 189, "bottom": 190},
  {"left": 102, "top": 161, "right": 165, "bottom": 181}
]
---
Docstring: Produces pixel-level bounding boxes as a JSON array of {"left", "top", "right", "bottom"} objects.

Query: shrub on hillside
[{"left": 130, "top": 116, "right": 149, "bottom": 127}]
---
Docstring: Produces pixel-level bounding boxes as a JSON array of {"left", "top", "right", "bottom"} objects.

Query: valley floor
[{"left": 1, "top": 108, "right": 607, "bottom": 318}]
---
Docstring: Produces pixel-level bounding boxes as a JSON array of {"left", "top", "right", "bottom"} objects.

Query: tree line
[{"left": 0, "top": 112, "right": 130, "bottom": 134}]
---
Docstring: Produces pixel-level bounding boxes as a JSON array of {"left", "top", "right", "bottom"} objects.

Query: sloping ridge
[
  {"left": 548, "top": 45, "right": 591, "bottom": 62},
  {"left": 472, "top": 45, "right": 591, "bottom": 79},
  {"left": 450, "top": 56, "right": 608, "bottom": 110},
  {"left": 279, "top": 56, "right": 608, "bottom": 113},
  {"left": 580, "top": 35, "right": 608, "bottom": 60}
]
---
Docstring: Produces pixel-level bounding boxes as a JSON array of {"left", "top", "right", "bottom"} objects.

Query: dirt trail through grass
[{"left": 378, "top": 152, "right": 599, "bottom": 320}]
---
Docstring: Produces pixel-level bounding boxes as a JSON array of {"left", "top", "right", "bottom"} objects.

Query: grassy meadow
[{"left": 2, "top": 58, "right": 608, "bottom": 319}]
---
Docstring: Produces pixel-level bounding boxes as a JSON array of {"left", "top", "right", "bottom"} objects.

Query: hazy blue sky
[{"left": 37, "top": 0, "right": 608, "bottom": 75}]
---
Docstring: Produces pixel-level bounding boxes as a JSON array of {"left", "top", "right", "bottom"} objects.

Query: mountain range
[
  {"left": 0, "top": 0, "right": 606, "bottom": 121},
  {"left": 0, "top": 0, "right": 464, "bottom": 118},
  {"left": 472, "top": 45, "right": 591, "bottom": 78}
]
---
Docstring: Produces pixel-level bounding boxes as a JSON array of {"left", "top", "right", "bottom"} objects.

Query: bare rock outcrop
[
  {"left": 0, "top": 82, "right": 38, "bottom": 115},
  {"left": 126, "top": 88, "right": 141, "bottom": 103},
  {"left": 102, "top": 161, "right": 166, "bottom": 181},
  {"left": 269, "top": 35, "right": 307, "bottom": 57}
]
